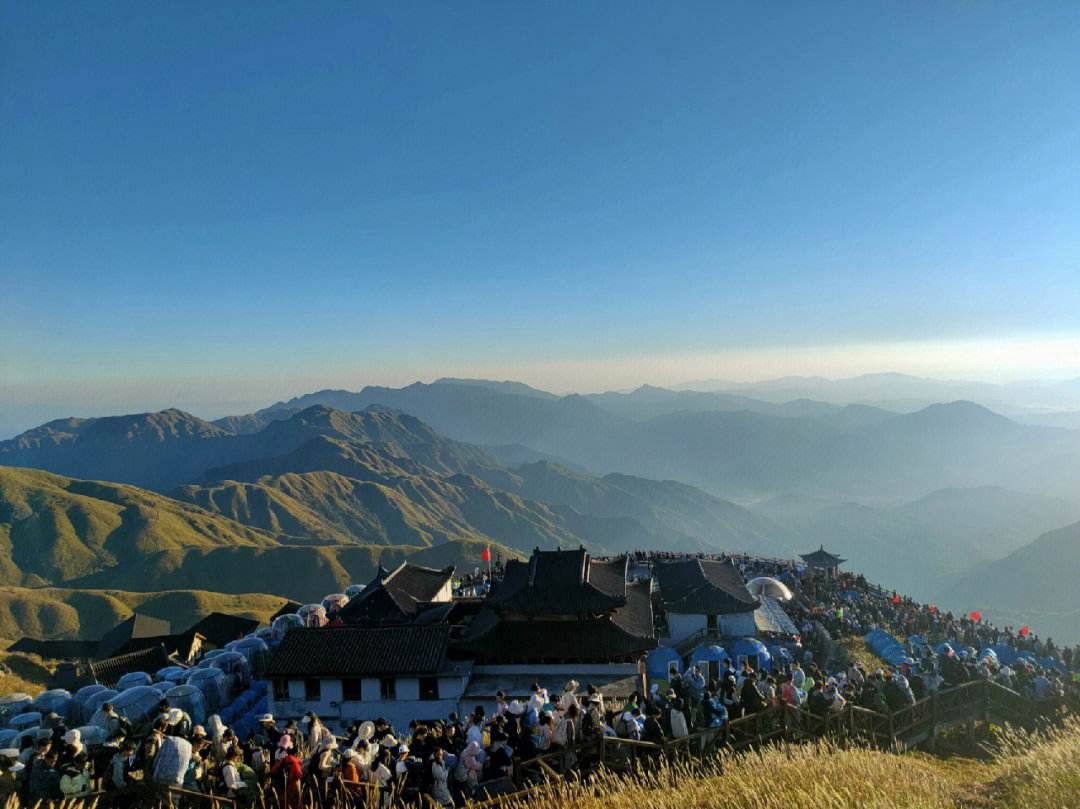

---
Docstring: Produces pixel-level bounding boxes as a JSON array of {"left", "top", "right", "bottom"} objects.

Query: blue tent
[
  {"left": 730, "top": 638, "right": 772, "bottom": 672},
  {"left": 647, "top": 647, "right": 683, "bottom": 679},
  {"left": 689, "top": 644, "right": 728, "bottom": 666}
]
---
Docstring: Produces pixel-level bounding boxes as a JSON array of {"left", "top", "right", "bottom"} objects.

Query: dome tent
[
  {"left": 344, "top": 583, "right": 365, "bottom": 598},
  {"left": 82, "top": 689, "right": 119, "bottom": 723},
  {"left": 73, "top": 685, "right": 109, "bottom": 724},
  {"left": 116, "top": 672, "right": 153, "bottom": 691},
  {"left": 9, "top": 712, "right": 43, "bottom": 732},
  {"left": 156, "top": 666, "right": 187, "bottom": 684},
  {"left": 730, "top": 638, "right": 772, "bottom": 673},
  {"left": 321, "top": 593, "right": 349, "bottom": 613},
  {"left": 186, "top": 667, "right": 227, "bottom": 714},
  {"left": 0, "top": 729, "right": 17, "bottom": 749},
  {"left": 746, "top": 577, "right": 794, "bottom": 602},
  {"left": 88, "top": 686, "right": 163, "bottom": 730},
  {"left": 689, "top": 644, "right": 728, "bottom": 665},
  {"left": 647, "top": 647, "right": 683, "bottom": 680},
  {"left": 165, "top": 684, "right": 207, "bottom": 726},
  {"left": 0, "top": 694, "right": 34, "bottom": 725},
  {"left": 271, "top": 614, "right": 303, "bottom": 644},
  {"left": 297, "top": 604, "right": 327, "bottom": 628},
  {"left": 226, "top": 637, "right": 270, "bottom": 676},
  {"left": 33, "top": 689, "right": 74, "bottom": 721}
]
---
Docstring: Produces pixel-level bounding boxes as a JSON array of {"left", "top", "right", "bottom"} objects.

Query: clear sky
[{"left": 3, "top": 2, "right": 1080, "bottom": 431}]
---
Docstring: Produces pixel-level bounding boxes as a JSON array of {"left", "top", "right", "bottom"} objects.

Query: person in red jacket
[{"left": 269, "top": 738, "right": 303, "bottom": 809}]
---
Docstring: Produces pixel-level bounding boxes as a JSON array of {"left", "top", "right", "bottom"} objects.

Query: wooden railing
[{"left": 468, "top": 679, "right": 1073, "bottom": 805}]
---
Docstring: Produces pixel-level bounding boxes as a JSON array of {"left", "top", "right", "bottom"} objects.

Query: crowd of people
[{"left": 2, "top": 553, "right": 1078, "bottom": 808}]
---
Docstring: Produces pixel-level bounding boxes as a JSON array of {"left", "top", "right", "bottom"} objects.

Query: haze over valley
[{"left": 4, "top": 374, "right": 1080, "bottom": 643}]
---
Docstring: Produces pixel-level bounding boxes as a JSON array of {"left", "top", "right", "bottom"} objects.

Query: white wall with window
[{"left": 270, "top": 671, "right": 470, "bottom": 733}]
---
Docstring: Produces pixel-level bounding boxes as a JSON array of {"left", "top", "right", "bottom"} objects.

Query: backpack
[
  {"left": 552, "top": 717, "right": 570, "bottom": 747},
  {"left": 237, "top": 763, "right": 259, "bottom": 801}
]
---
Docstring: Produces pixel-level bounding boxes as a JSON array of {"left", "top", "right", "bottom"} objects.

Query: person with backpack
[
  {"left": 269, "top": 737, "right": 303, "bottom": 809},
  {"left": 222, "top": 746, "right": 258, "bottom": 807}
]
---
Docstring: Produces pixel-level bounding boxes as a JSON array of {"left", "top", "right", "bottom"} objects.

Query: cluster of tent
[
  {"left": 864, "top": 629, "right": 917, "bottom": 670},
  {"left": 867, "top": 629, "right": 1068, "bottom": 674},
  {"left": 0, "top": 628, "right": 278, "bottom": 753},
  {"left": 647, "top": 637, "right": 792, "bottom": 682}
]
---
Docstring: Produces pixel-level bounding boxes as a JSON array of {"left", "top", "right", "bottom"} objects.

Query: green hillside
[
  {"left": 0, "top": 586, "right": 289, "bottom": 641},
  {"left": 0, "top": 466, "right": 278, "bottom": 586}
]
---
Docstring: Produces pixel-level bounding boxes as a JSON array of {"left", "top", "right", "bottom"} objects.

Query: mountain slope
[
  {"left": 0, "top": 466, "right": 521, "bottom": 601},
  {"left": 0, "top": 587, "right": 288, "bottom": 642},
  {"left": 946, "top": 520, "right": 1080, "bottom": 645},
  {"left": 0, "top": 466, "right": 278, "bottom": 586}
]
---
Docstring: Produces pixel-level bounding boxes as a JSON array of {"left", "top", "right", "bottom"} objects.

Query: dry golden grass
[{"left": 500, "top": 719, "right": 1080, "bottom": 809}]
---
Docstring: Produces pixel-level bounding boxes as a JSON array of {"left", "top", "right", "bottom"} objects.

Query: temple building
[
  {"left": 654, "top": 558, "right": 760, "bottom": 646},
  {"left": 800, "top": 545, "right": 846, "bottom": 579}
]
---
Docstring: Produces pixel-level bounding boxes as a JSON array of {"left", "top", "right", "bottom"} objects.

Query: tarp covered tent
[
  {"left": 116, "top": 672, "right": 153, "bottom": 691},
  {"left": 186, "top": 668, "right": 227, "bottom": 715},
  {"left": 73, "top": 685, "right": 109, "bottom": 724},
  {"left": 165, "top": 684, "right": 207, "bottom": 726},
  {"left": 0, "top": 694, "right": 34, "bottom": 725},
  {"left": 321, "top": 593, "right": 349, "bottom": 613},
  {"left": 0, "top": 728, "right": 18, "bottom": 748},
  {"left": 8, "top": 712, "right": 42, "bottom": 732},
  {"left": 82, "top": 689, "right": 119, "bottom": 724},
  {"left": 226, "top": 637, "right": 269, "bottom": 676},
  {"left": 647, "top": 647, "right": 683, "bottom": 680},
  {"left": 297, "top": 604, "right": 327, "bottom": 628},
  {"left": 76, "top": 725, "right": 108, "bottom": 746},
  {"left": 88, "top": 686, "right": 163, "bottom": 730},
  {"left": 270, "top": 614, "right": 302, "bottom": 644},
  {"left": 156, "top": 666, "right": 188, "bottom": 684},
  {"left": 730, "top": 638, "right": 772, "bottom": 672},
  {"left": 33, "top": 689, "right": 74, "bottom": 722},
  {"left": 207, "top": 651, "right": 250, "bottom": 692}
]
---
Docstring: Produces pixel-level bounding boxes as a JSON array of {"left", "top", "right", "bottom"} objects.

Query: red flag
[
  {"left": 1019, "top": 625, "right": 1030, "bottom": 637},
  {"left": 970, "top": 610, "right": 982, "bottom": 622},
  {"left": 481, "top": 546, "right": 491, "bottom": 563},
  {"left": 891, "top": 594, "right": 901, "bottom": 605}
]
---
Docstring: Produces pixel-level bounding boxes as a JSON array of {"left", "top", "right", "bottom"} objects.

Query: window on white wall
[
  {"left": 342, "top": 678, "right": 363, "bottom": 701},
  {"left": 380, "top": 677, "right": 396, "bottom": 700},
  {"left": 273, "top": 679, "right": 289, "bottom": 701},
  {"left": 304, "top": 679, "right": 322, "bottom": 700},
  {"left": 419, "top": 677, "right": 439, "bottom": 701}
]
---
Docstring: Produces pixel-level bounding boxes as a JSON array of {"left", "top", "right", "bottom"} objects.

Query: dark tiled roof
[
  {"left": 800, "top": 546, "right": 846, "bottom": 568},
  {"left": 455, "top": 609, "right": 655, "bottom": 664},
  {"left": 656, "top": 559, "right": 758, "bottom": 615},
  {"left": 90, "top": 645, "right": 172, "bottom": 687},
  {"left": 339, "top": 563, "right": 454, "bottom": 625},
  {"left": 185, "top": 613, "right": 259, "bottom": 647},
  {"left": 97, "top": 614, "right": 172, "bottom": 659},
  {"left": 488, "top": 549, "right": 626, "bottom": 616},
  {"left": 266, "top": 625, "right": 450, "bottom": 677},
  {"left": 612, "top": 579, "right": 656, "bottom": 638},
  {"left": 8, "top": 639, "right": 99, "bottom": 660},
  {"left": 111, "top": 631, "right": 203, "bottom": 662}
]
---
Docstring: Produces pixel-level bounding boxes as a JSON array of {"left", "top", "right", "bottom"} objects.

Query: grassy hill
[
  {"left": 515, "top": 720, "right": 1080, "bottom": 809},
  {"left": 0, "top": 465, "right": 523, "bottom": 603},
  {"left": 0, "top": 586, "right": 289, "bottom": 641},
  {"left": 0, "top": 466, "right": 278, "bottom": 586}
]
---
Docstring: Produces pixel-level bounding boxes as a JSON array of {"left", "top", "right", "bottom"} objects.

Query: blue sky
[{"left": 2, "top": 2, "right": 1080, "bottom": 429}]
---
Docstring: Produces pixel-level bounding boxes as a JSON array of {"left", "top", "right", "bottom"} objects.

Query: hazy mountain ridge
[{"left": 945, "top": 520, "right": 1080, "bottom": 645}]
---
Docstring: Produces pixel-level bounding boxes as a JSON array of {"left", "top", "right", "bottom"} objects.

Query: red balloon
[
  {"left": 1019, "top": 625, "right": 1030, "bottom": 637},
  {"left": 970, "top": 610, "right": 982, "bottom": 622}
]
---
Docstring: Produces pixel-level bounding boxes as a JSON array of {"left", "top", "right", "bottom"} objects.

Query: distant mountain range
[
  {"left": 4, "top": 377, "right": 1080, "bottom": 642},
  {"left": 945, "top": 520, "right": 1080, "bottom": 646},
  {"left": 677, "top": 372, "right": 1080, "bottom": 424},
  {"left": 185, "top": 379, "right": 1080, "bottom": 500}
]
